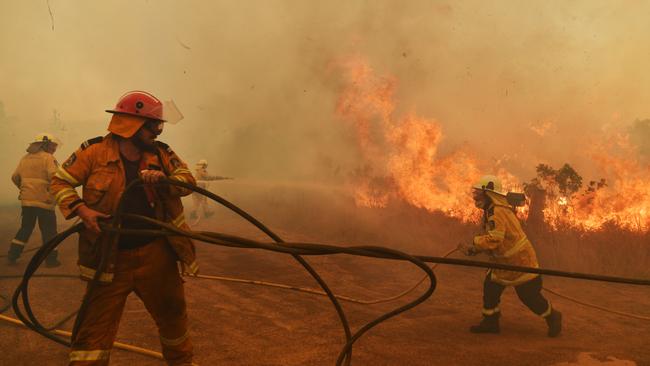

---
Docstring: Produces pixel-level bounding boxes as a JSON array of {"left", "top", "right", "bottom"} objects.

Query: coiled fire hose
[{"left": 7, "top": 178, "right": 650, "bottom": 365}]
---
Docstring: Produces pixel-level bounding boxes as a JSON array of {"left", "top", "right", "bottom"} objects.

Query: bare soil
[{"left": 1, "top": 181, "right": 648, "bottom": 366}]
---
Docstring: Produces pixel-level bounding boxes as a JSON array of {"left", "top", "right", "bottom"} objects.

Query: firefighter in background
[
  {"left": 460, "top": 175, "right": 562, "bottom": 337},
  {"left": 8, "top": 133, "right": 61, "bottom": 267},
  {"left": 190, "top": 159, "right": 231, "bottom": 220},
  {"left": 50, "top": 91, "right": 198, "bottom": 365}
]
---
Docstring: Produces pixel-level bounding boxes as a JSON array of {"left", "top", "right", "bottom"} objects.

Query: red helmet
[{"left": 105, "top": 91, "right": 165, "bottom": 121}]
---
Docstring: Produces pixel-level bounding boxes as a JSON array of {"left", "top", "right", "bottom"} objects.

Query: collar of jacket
[
  {"left": 103, "top": 133, "right": 162, "bottom": 168},
  {"left": 103, "top": 134, "right": 121, "bottom": 164}
]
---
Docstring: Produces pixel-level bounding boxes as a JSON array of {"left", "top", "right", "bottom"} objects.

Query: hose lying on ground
[
  {"left": 0, "top": 274, "right": 79, "bottom": 328},
  {"left": 9, "top": 178, "right": 650, "bottom": 365},
  {"left": 186, "top": 271, "right": 650, "bottom": 321},
  {"left": 0, "top": 313, "right": 163, "bottom": 359},
  {"left": 188, "top": 245, "right": 458, "bottom": 306},
  {"left": 12, "top": 179, "right": 433, "bottom": 366},
  {"left": 4, "top": 263, "right": 649, "bottom": 362},
  {"left": 1, "top": 272, "right": 160, "bottom": 359}
]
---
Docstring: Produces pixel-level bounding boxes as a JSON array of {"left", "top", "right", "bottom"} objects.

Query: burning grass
[
  {"left": 334, "top": 56, "right": 650, "bottom": 233},
  {"left": 207, "top": 180, "right": 650, "bottom": 279}
]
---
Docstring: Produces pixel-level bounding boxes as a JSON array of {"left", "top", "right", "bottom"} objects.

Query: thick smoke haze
[{"left": 1, "top": 1, "right": 649, "bottom": 203}]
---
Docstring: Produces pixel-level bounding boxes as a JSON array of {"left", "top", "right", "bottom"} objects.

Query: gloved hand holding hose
[
  {"left": 75, "top": 169, "right": 165, "bottom": 234},
  {"left": 140, "top": 169, "right": 165, "bottom": 184},
  {"left": 75, "top": 205, "right": 110, "bottom": 234}
]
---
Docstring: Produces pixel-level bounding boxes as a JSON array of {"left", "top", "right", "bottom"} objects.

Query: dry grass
[{"left": 205, "top": 180, "right": 650, "bottom": 279}]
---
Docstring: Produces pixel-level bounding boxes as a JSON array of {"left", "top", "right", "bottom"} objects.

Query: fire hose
[{"left": 7, "top": 178, "right": 650, "bottom": 365}]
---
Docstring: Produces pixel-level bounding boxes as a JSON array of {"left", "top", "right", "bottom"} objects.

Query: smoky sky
[{"left": 1, "top": 0, "right": 649, "bottom": 203}]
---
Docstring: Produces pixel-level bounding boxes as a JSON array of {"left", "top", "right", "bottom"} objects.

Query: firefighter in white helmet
[
  {"left": 8, "top": 133, "right": 61, "bottom": 267},
  {"left": 459, "top": 175, "right": 562, "bottom": 337},
  {"left": 190, "top": 159, "right": 231, "bottom": 220}
]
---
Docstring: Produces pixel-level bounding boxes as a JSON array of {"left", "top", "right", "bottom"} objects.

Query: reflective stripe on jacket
[
  {"left": 50, "top": 133, "right": 198, "bottom": 282},
  {"left": 12, "top": 151, "right": 58, "bottom": 210},
  {"left": 473, "top": 191, "right": 540, "bottom": 286}
]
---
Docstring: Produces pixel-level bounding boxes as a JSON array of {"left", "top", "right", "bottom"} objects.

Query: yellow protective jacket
[
  {"left": 50, "top": 134, "right": 199, "bottom": 282},
  {"left": 473, "top": 191, "right": 540, "bottom": 286},
  {"left": 11, "top": 150, "right": 58, "bottom": 210}
]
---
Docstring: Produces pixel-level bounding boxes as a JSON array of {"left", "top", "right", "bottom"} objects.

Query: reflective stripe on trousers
[
  {"left": 70, "top": 239, "right": 193, "bottom": 366},
  {"left": 69, "top": 350, "right": 110, "bottom": 362}
]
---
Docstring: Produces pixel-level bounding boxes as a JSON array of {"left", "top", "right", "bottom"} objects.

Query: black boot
[
  {"left": 7, "top": 241, "right": 24, "bottom": 265},
  {"left": 470, "top": 313, "right": 500, "bottom": 334},
  {"left": 45, "top": 251, "right": 61, "bottom": 268},
  {"left": 545, "top": 310, "right": 562, "bottom": 337}
]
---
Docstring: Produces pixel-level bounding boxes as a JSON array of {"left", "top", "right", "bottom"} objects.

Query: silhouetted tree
[
  {"left": 535, "top": 164, "right": 556, "bottom": 186},
  {"left": 585, "top": 178, "right": 607, "bottom": 193},
  {"left": 555, "top": 163, "right": 582, "bottom": 197},
  {"left": 529, "top": 163, "right": 583, "bottom": 198}
]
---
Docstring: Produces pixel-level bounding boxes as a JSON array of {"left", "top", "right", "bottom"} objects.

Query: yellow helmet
[
  {"left": 472, "top": 175, "right": 503, "bottom": 194},
  {"left": 33, "top": 133, "right": 61, "bottom": 145},
  {"left": 196, "top": 159, "right": 208, "bottom": 168}
]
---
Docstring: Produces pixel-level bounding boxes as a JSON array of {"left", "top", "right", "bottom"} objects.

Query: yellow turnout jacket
[{"left": 473, "top": 191, "right": 540, "bottom": 286}]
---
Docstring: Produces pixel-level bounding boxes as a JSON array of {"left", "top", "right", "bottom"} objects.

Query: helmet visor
[{"left": 163, "top": 100, "right": 184, "bottom": 124}]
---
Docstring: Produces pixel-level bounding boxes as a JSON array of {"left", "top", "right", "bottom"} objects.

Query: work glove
[{"left": 458, "top": 242, "right": 479, "bottom": 256}]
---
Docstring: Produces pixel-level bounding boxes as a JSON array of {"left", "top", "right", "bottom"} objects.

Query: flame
[
  {"left": 535, "top": 135, "right": 650, "bottom": 231},
  {"left": 550, "top": 137, "right": 649, "bottom": 231},
  {"left": 335, "top": 57, "right": 649, "bottom": 232},
  {"left": 336, "top": 57, "right": 485, "bottom": 222}
]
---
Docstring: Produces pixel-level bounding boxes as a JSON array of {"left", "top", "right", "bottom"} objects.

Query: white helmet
[
  {"left": 472, "top": 175, "right": 504, "bottom": 195},
  {"left": 33, "top": 133, "right": 61, "bottom": 145},
  {"left": 196, "top": 159, "right": 208, "bottom": 168}
]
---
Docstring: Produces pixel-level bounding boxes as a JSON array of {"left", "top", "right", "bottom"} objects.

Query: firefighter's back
[{"left": 14, "top": 151, "right": 57, "bottom": 209}]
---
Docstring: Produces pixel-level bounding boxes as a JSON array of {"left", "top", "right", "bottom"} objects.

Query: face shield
[
  {"left": 163, "top": 100, "right": 184, "bottom": 125},
  {"left": 138, "top": 99, "right": 183, "bottom": 137}
]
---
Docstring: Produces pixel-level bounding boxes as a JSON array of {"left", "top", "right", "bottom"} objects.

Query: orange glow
[
  {"left": 336, "top": 57, "right": 485, "bottom": 222},
  {"left": 544, "top": 137, "right": 650, "bottom": 231},
  {"left": 336, "top": 57, "right": 649, "bottom": 232}
]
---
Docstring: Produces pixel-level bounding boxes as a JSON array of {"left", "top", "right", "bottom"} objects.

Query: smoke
[
  {"left": 1, "top": 1, "right": 649, "bottom": 205},
  {"left": 629, "top": 119, "right": 650, "bottom": 159}
]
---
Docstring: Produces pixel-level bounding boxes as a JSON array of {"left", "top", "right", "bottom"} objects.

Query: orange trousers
[{"left": 69, "top": 239, "right": 194, "bottom": 365}]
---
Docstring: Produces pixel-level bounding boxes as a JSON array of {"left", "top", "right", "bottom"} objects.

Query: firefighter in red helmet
[{"left": 51, "top": 91, "right": 198, "bottom": 365}]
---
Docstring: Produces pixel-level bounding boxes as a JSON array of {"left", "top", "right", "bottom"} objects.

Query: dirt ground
[{"left": 1, "top": 182, "right": 649, "bottom": 366}]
